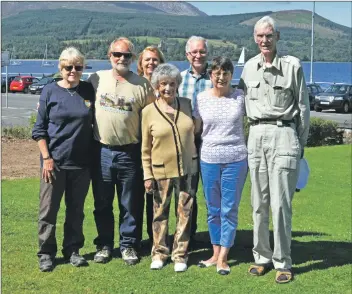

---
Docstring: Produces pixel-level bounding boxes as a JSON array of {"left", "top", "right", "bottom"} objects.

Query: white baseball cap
[{"left": 296, "top": 158, "right": 310, "bottom": 190}]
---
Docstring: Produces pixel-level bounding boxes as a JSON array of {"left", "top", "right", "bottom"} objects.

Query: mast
[{"left": 309, "top": 2, "right": 315, "bottom": 83}]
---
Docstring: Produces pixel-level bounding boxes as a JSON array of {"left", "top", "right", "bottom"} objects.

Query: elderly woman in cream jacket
[{"left": 141, "top": 63, "right": 198, "bottom": 273}]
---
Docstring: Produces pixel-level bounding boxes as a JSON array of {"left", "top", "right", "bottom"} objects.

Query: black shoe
[
  {"left": 94, "top": 247, "right": 112, "bottom": 264},
  {"left": 121, "top": 247, "right": 139, "bottom": 265},
  {"left": 39, "top": 255, "right": 54, "bottom": 272},
  {"left": 68, "top": 252, "right": 88, "bottom": 267}
]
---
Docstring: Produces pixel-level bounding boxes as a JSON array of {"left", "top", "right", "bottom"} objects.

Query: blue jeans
[
  {"left": 200, "top": 159, "right": 248, "bottom": 248},
  {"left": 92, "top": 142, "right": 144, "bottom": 251}
]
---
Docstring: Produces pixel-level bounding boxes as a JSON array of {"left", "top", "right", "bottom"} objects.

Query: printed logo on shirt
[
  {"left": 84, "top": 100, "right": 92, "bottom": 108},
  {"left": 99, "top": 93, "right": 135, "bottom": 113}
]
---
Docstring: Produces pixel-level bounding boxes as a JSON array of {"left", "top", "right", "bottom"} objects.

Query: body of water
[{"left": 2, "top": 60, "right": 351, "bottom": 85}]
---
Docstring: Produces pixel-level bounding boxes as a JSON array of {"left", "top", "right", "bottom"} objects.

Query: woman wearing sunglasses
[
  {"left": 32, "top": 47, "right": 95, "bottom": 272},
  {"left": 137, "top": 46, "right": 165, "bottom": 245},
  {"left": 193, "top": 56, "right": 248, "bottom": 275}
]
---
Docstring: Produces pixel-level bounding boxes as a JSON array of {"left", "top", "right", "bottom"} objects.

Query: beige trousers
[
  {"left": 151, "top": 174, "right": 195, "bottom": 263},
  {"left": 247, "top": 123, "right": 300, "bottom": 269}
]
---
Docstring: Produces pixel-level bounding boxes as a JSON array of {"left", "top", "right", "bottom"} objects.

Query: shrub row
[{"left": 1, "top": 114, "right": 346, "bottom": 147}]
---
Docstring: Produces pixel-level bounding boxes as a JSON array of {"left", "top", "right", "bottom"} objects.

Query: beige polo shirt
[
  {"left": 239, "top": 53, "right": 310, "bottom": 147},
  {"left": 89, "top": 70, "right": 155, "bottom": 146}
]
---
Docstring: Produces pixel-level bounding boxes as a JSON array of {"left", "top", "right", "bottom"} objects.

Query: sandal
[
  {"left": 248, "top": 263, "right": 273, "bottom": 276},
  {"left": 275, "top": 268, "right": 294, "bottom": 284}
]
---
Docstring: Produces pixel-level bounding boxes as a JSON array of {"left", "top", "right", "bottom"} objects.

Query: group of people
[{"left": 32, "top": 16, "right": 310, "bottom": 283}]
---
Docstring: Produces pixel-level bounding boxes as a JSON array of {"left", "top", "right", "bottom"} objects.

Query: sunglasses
[
  {"left": 111, "top": 52, "right": 133, "bottom": 59},
  {"left": 63, "top": 65, "right": 84, "bottom": 72}
]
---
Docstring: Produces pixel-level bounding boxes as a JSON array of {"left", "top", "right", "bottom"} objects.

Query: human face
[
  {"left": 109, "top": 41, "right": 132, "bottom": 75},
  {"left": 186, "top": 40, "right": 207, "bottom": 73},
  {"left": 254, "top": 25, "right": 279, "bottom": 57},
  {"left": 142, "top": 51, "right": 160, "bottom": 77},
  {"left": 157, "top": 77, "right": 178, "bottom": 102},
  {"left": 60, "top": 61, "right": 83, "bottom": 84},
  {"left": 210, "top": 69, "right": 232, "bottom": 89}
]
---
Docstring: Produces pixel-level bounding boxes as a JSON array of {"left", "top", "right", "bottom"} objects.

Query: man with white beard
[{"left": 88, "top": 37, "right": 155, "bottom": 266}]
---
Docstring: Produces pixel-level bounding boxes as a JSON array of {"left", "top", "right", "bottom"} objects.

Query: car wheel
[
  {"left": 11, "top": 91, "right": 16, "bottom": 93},
  {"left": 30, "top": 91, "right": 36, "bottom": 95},
  {"left": 341, "top": 102, "right": 349, "bottom": 113},
  {"left": 23, "top": 87, "right": 29, "bottom": 94},
  {"left": 314, "top": 104, "right": 322, "bottom": 112}
]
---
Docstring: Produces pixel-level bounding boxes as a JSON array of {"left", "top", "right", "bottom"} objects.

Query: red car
[{"left": 10, "top": 76, "right": 40, "bottom": 93}]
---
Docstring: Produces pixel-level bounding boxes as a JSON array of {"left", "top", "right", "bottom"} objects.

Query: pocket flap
[
  {"left": 248, "top": 81, "right": 260, "bottom": 88},
  {"left": 152, "top": 163, "right": 165, "bottom": 168}
]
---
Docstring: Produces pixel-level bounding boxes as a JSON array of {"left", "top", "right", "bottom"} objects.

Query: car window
[
  {"left": 349, "top": 87, "right": 352, "bottom": 94},
  {"left": 14, "top": 77, "right": 21, "bottom": 81},
  {"left": 325, "top": 85, "right": 348, "bottom": 94},
  {"left": 307, "top": 86, "right": 312, "bottom": 94},
  {"left": 317, "top": 85, "right": 323, "bottom": 92}
]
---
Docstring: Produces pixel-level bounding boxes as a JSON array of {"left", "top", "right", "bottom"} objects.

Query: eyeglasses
[
  {"left": 63, "top": 65, "right": 84, "bottom": 72},
  {"left": 256, "top": 33, "right": 275, "bottom": 41},
  {"left": 187, "top": 50, "right": 207, "bottom": 57},
  {"left": 212, "top": 71, "right": 232, "bottom": 79},
  {"left": 111, "top": 52, "right": 133, "bottom": 59}
]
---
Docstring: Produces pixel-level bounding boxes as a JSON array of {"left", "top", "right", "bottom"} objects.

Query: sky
[{"left": 189, "top": 1, "right": 352, "bottom": 28}]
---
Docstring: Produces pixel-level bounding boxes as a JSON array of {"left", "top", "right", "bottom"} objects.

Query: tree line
[{"left": 1, "top": 9, "right": 351, "bottom": 62}]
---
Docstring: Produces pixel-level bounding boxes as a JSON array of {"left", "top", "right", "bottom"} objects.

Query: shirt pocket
[
  {"left": 152, "top": 162, "right": 167, "bottom": 180},
  {"left": 247, "top": 81, "right": 260, "bottom": 100},
  {"left": 272, "top": 82, "right": 293, "bottom": 109}
]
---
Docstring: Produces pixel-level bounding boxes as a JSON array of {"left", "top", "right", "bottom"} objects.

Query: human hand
[
  {"left": 42, "top": 158, "right": 56, "bottom": 183},
  {"left": 144, "top": 179, "right": 154, "bottom": 193}
]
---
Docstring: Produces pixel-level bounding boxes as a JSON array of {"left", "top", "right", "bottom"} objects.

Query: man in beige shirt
[
  {"left": 88, "top": 37, "right": 155, "bottom": 266},
  {"left": 239, "top": 16, "right": 310, "bottom": 284}
]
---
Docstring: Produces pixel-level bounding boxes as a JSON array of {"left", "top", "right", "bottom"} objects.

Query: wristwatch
[{"left": 43, "top": 156, "right": 51, "bottom": 160}]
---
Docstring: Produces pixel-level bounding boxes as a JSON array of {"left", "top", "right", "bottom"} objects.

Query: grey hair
[
  {"left": 107, "top": 37, "right": 136, "bottom": 60},
  {"left": 150, "top": 63, "right": 182, "bottom": 89},
  {"left": 185, "top": 36, "right": 208, "bottom": 53},
  {"left": 58, "top": 47, "right": 85, "bottom": 69},
  {"left": 254, "top": 16, "right": 278, "bottom": 34}
]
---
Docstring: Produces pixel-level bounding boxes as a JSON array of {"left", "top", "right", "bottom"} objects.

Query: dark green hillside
[{"left": 1, "top": 9, "right": 351, "bottom": 62}]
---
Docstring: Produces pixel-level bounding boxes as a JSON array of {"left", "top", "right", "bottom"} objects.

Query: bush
[
  {"left": 1, "top": 112, "right": 37, "bottom": 139},
  {"left": 307, "top": 117, "right": 344, "bottom": 147}
]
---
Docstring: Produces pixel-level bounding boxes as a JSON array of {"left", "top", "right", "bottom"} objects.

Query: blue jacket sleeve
[{"left": 32, "top": 86, "right": 50, "bottom": 141}]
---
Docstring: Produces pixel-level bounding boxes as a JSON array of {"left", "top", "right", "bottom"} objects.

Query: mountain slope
[{"left": 0, "top": 1, "right": 207, "bottom": 17}]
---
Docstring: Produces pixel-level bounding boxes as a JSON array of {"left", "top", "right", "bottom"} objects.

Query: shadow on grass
[
  {"left": 78, "top": 230, "right": 351, "bottom": 275},
  {"left": 187, "top": 230, "right": 352, "bottom": 275}
]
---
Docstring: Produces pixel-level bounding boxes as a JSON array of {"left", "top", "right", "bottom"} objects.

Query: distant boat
[
  {"left": 10, "top": 47, "right": 22, "bottom": 66},
  {"left": 85, "top": 64, "right": 92, "bottom": 69},
  {"left": 235, "top": 47, "right": 246, "bottom": 67},
  {"left": 41, "top": 44, "right": 54, "bottom": 67}
]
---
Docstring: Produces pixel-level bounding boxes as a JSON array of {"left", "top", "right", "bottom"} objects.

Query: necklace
[{"left": 65, "top": 84, "right": 80, "bottom": 97}]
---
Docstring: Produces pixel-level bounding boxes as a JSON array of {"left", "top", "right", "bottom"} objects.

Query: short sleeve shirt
[{"left": 193, "top": 89, "right": 247, "bottom": 164}]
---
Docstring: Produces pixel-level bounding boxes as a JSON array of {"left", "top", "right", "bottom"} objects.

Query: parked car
[
  {"left": 306, "top": 83, "right": 324, "bottom": 110},
  {"left": 314, "top": 84, "right": 352, "bottom": 113},
  {"left": 9, "top": 76, "right": 40, "bottom": 93},
  {"left": 29, "top": 76, "right": 62, "bottom": 94},
  {"left": 1, "top": 76, "right": 17, "bottom": 93}
]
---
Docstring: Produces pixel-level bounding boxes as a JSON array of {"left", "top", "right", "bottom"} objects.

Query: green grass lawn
[{"left": 2, "top": 145, "right": 351, "bottom": 294}]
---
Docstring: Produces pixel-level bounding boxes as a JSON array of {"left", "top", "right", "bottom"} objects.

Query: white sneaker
[
  {"left": 150, "top": 260, "right": 164, "bottom": 270},
  {"left": 174, "top": 262, "right": 187, "bottom": 272}
]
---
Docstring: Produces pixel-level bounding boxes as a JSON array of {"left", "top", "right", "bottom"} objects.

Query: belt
[
  {"left": 249, "top": 119, "right": 294, "bottom": 127},
  {"left": 99, "top": 142, "right": 139, "bottom": 151}
]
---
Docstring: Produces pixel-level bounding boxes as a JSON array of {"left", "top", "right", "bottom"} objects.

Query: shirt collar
[
  {"left": 257, "top": 54, "right": 282, "bottom": 71},
  {"left": 187, "top": 63, "right": 209, "bottom": 77}
]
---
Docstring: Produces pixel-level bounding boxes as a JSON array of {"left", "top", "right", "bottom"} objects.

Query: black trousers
[{"left": 37, "top": 168, "right": 90, "bottom": 258}]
